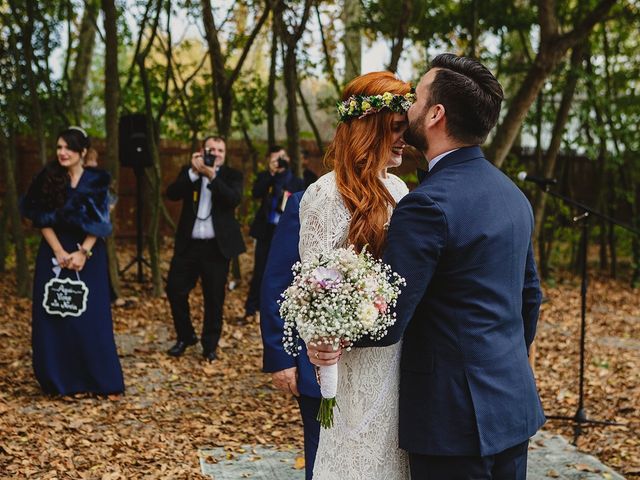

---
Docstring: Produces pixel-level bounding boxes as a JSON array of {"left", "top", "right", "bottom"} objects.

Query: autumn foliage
[{"left": 0, "top": 241, "right": 638, "bottom": 478}]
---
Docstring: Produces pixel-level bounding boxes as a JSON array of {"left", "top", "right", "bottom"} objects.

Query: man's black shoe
[
  {"left": 203, "top": 350, "right": 217, "bottom": 362},
  {"left": 167, "top": 336, "right": 198, "bottom": 357}
]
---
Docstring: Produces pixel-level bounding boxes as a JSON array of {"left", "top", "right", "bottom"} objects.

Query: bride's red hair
[{"left": 325, "top": 71, "right": 411, "bottom": 258}]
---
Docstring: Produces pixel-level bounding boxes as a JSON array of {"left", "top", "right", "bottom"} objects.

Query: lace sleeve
[
  {"left": 387, "top": 173, "right": 409, "bottom": 200},
  {"left": 298, "top": 172, "right": 351, "bottom": 263}
]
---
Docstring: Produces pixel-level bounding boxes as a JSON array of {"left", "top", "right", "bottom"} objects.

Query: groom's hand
[
  {"left": 307, "top": 341, "right": 342, "bottom": 367},
  {"left": 272, "top": 367, "right": 300, "bottom": 397}
]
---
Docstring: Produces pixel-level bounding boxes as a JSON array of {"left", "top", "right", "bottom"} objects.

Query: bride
[{"left": 299, "top": 71, "right": 414, "bottom": 479}]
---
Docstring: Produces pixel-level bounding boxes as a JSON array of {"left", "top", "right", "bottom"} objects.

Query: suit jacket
[
  {"left": 260, "top": 191, "right": 321, "bottom": 398},
  {"left": 360, "top": 146, "right": 544, "bottom": 456},
  {"left": 166, "top": 165, "right": 246, "bottom": 259},
  {"left": 249, "top": 169, "right": 305, "bottom": 240}
]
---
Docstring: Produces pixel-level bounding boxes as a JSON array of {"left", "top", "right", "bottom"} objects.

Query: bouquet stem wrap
[{"left": 317, "top": 364, "right": 338, "bottom": 428}]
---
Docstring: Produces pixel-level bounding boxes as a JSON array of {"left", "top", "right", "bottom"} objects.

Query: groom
[{"left": 310, "top": 54, "right": 544, "bottom": 479}]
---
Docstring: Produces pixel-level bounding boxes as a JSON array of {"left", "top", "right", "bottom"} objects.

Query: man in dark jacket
[
  {"left": 245, "top": 145, "right": 304, "bottom": 319},
  {"left": 165, "top": 136, "right": 246, "bottom": 361}
]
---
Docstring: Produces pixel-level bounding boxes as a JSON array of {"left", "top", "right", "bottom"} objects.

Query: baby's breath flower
[{"left": 279, "top": 245, "right": 405, "bottom": 356}]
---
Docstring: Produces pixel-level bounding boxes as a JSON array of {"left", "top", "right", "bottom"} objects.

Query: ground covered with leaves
[
  {"left": 535, "top": 274, "right": 640, "bottom": 476},
  {"left": 0, "top": 241, "right": 638, "bottom": 478}
]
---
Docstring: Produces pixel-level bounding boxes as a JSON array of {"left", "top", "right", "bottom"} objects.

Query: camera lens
[
  {"left": 203, "top": 149, "right": 216, "bottom": 167},
  {"left": 277, "top": 157, "right": 289, "bottom": 169}
]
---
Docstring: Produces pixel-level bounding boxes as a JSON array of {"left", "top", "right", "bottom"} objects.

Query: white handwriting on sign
[
  {"left": 43, "top": 278, "right": 88, "bottom": 318},
  {"left": 50, "top": 285, "right": 81, "bottom": 311}
]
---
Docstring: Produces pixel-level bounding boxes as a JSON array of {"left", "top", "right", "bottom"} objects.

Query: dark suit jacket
[
  {"left": 360, "top": 146, "right": 545, "bottom": 457},
  {"left": 166, "top": 165, "right": 246, "bottom": 259},
  {"left": 260, "top": 192, "right": 321, "bottom": 398},
  {"left": 249, "top": 169, "right": 305, "bottom": 240}
]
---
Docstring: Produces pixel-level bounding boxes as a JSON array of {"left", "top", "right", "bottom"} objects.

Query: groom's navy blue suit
[{"left": 361, "top": 146, "right": 544, "bottom": 476}]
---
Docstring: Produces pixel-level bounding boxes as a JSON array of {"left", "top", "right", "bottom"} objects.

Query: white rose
[
  {"left": 363, "top": 276, "right": 378, "bottom": 293},
  {"left": 358, "top": 303, "right": 379, "bottom": 329}
]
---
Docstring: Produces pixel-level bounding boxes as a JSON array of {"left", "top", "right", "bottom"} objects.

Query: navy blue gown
[{"left": 21, "top": 167, "right": 125, "bottom": 395}]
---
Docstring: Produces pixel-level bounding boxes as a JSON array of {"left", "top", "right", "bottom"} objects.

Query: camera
[
  {"left": 203, "top": 148, "right": 217, "bottom": 167},
  {"left": 277, "top": 156, "right": 289, "bottom": 169}
]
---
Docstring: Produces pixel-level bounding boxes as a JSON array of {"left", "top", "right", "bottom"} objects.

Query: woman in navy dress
[{"left": 20, "top": 127, "right": 124, "bottom": 396}]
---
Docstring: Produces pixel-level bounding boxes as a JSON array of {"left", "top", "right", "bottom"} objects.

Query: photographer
[
  {"left": 245, "top": 146, "right": 304, "bottom": 320},
  {"left": 165, "top": 135, "right": 245, "bottom": 361}
]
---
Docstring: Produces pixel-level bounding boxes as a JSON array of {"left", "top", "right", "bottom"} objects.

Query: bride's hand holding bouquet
[{"left": 279, "top": 246, "right": 405, "bottom": 428}]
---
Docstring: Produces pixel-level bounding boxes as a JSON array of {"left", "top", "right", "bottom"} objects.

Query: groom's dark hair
[{"left": 428, "top": 53, "right": 504, "bottom": 145}]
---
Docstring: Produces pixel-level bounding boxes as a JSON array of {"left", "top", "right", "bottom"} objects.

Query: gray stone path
[
  {"left": 528, "top": 431, "right": 625, "bottom": 479},
  {"left": 199, "top": 431, "right": 624, "bottom": 479},
  {"left": 199, "top": 446, "right": 304, "bottom": 479}
]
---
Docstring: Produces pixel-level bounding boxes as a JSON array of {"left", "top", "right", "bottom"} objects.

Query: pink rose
[{"left": 373, "top": 297, "right": 387, "bottom": 313}]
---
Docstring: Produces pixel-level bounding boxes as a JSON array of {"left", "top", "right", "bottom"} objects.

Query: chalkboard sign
[{"left": 42, "top": 277, "right": 89, "bottom": 318}]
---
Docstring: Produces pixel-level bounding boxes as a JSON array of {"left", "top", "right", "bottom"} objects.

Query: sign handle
[{"left": 50, "top": 257, "right": 82, "bottom": 281}]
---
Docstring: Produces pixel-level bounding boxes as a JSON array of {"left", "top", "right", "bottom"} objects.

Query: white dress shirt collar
[{"left": 428, "top": 148, "right": 460, "bottom": 171}]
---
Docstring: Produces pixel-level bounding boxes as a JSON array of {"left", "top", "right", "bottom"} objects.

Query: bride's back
[{"left": 298, "top": 170, "right": 408, "bottom": 263}]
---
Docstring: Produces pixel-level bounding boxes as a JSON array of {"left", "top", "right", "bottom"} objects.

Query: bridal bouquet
[{"left": 279, "top": 246, "right": 405, "bottom": 428}]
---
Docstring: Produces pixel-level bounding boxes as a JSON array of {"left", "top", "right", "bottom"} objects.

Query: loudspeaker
[{"left": 119, "top": 114, "right": 153, "bottom": 169}]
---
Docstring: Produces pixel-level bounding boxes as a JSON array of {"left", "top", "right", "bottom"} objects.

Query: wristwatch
[{"left": 77, "top": 243, "right": 93, "bottom": 258}]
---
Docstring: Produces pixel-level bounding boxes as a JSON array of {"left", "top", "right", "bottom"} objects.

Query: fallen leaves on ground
[
  {"left": 0, "top": 242, "right": 638, "bottom": 477},
  {"left": 0, "top": 240, "right": 301, "bottom": 479},
  {"left": 535, "top": 274, "right": 640, "bottom": 476}
]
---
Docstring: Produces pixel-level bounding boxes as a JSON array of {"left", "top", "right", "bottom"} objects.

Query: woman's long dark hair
[{"left": 41, "top": 128, "right": 90, "bottom": 208}]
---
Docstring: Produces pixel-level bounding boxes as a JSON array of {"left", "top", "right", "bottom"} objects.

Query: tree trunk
[
  {"left": 134, "top": 0, "right": 164, "bottom": 296},
  {"left": 201, "top": 0, "right": 271, "bottom": 139},
  {"left": 488, "top": 50, "right": 561, "bottom": 167},
  {"left": 102, "top": 0, "right": 122, "bottom": 298},
  {"left": 537, "top": 216, "right": 548, "bottom": 279},
  {"left": 2, "top": 133, "right": 32, "bottom": 297},
  {"left": 267, "top": 11, "right": 279, "bottom": 148},
  {"left": 342, "top": 0, "right": 361, "bottom": 82},
  {"left": 631, "top": 189, "right": 640, "bottom": 288},
  {"left": 15, "top": 0, "right": 47, "bottom": 165},
  {"left": 282, "top": 48, "right": 301, "bottom": 175},
  {"left": 598, "top": 216, "right": 608, "bottom": 272},
  {"left": 315, "top": 3, "right": 341, "bottom": 96},
  {"left": 297, "top": 81, "right": 324, "bottom": 156},
  {"left": 0, "top": 206, "right": 7, "bottom": 273},
  {"left": 532, "top": 45, "right": 584, "bottom": 239},
  {"left": 237, "top": 108, "right": 261, "bottom": 174},
  {"left": 607, "top": 177, "right": 617, "bottom": 279},
  {"left": 279, "top": 0, "right": 312, "bottom": 174},
  {"left": 69, "top": 0, "right": 100, "bottom": 123},
  {"left": 138, "top": 59, "right": 164, "bottom": 295},
  {"left": 3, "top": 25, "right": 32, "bottom": 296},
  {"left": 387, "top": 0, "right": 412, "bottom": 72},
  {"left": 488, "top": 0, "right": 617, "bottom": 168}
]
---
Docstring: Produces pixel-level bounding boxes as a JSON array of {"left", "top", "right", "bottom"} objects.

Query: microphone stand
[{"left": 531, "top": 182, "right": 638, "bottom": 445}]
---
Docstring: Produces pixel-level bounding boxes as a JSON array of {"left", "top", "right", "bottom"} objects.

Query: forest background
[{"left": 1, "top": 0, "right": 639, "bottom": 297}]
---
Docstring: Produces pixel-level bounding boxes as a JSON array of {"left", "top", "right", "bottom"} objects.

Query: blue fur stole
[{"left": 20, "top": 167, "right": 113, "bottom": 237}]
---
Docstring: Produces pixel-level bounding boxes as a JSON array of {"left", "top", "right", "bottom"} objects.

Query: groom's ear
[{"left": 427, "top": 104, "right": 445, "bottom": 126}]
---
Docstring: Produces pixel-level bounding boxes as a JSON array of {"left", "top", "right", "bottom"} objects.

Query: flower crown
[{"left": 337, "top": 91, "right": 416, "bottom": 122}]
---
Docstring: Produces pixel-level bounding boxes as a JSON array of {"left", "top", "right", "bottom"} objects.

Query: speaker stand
[{"left": 120, "top": 166, "right": 151, "bottom": 282}]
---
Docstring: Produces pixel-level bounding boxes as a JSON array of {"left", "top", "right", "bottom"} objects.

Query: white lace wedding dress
[{"left": 299, "top": 171, "right": 410, "bottom": 480}]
